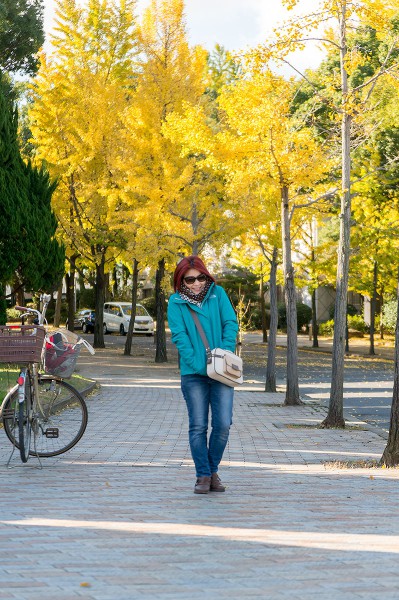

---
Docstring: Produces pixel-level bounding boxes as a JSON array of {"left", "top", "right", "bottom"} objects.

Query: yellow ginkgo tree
[
  {"left": 249, "top": 0, "right": 399, "bottom": 424},
  {"left": 119, "top": 0, "right": 236, "bottom": 361},
  {"left": 229, "top": 198, "right": 282, "bottom": 392},
  {"left": 164, "top": 69, "right": 334, "bottom": 403},
  {"left": 217, "top": 71, "right": 334, "bottom": 405},
  {"left": 29, "top": 0, "right": 139, "bottom": 347}
]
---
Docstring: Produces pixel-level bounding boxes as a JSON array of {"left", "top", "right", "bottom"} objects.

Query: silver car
[{"left": 103, "top": 302, "right": 154, "bottom": 336}]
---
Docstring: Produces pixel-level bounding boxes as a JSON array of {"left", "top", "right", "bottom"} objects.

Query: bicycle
[{"left": 0, "top": 295, "right": 95, "bottom": 465}]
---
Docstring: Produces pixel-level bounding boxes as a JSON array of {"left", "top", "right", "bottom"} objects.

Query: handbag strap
[{"left": 187, "top": 307, "right": 212, "bottom": 364}]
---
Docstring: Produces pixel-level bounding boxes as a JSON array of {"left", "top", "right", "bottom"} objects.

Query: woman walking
[{"left": 167, "top": 256, "right": 238, "bottom": 494}]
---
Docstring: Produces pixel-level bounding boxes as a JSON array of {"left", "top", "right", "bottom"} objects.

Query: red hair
[{"left": 173, "top": 255, "right": 216, "bottom": 291}]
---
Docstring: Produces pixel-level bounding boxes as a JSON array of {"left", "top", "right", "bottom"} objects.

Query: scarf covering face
[{"left": 178, "top": 278, "right": 212, "bottom": 307}]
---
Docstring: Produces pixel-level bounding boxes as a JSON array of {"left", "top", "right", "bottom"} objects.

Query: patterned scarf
[{"left": 179, "top": 279, "right": 213, "bottom": 307}]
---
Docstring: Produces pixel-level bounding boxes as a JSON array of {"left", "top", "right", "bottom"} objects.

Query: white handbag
[
  {"left": 189, "top": 308, "right": 243, "bottom": 387},
  {"left": 207, "top": 347, "right": 243, "bottom": 386}
]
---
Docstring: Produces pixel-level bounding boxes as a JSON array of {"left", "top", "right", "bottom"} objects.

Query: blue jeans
[{"left": 181, "top": 374, "right": 234, "bottom": 477}]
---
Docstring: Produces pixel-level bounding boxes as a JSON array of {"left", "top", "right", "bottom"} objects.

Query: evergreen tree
[
  {"left": 15, "top": 161, "right": 65, "bottom": 293},
  {"left": 0, "top": 73, "right": 64, "bottom": 322},
  {"left": 0, "top": 74, "right": 25, "bottom": 319},
  {"left": 0, "top": 0, "right": 44, "bottom": 74},
  {"left": 29, "top": 0, "right": 139, "bottom": 347}
]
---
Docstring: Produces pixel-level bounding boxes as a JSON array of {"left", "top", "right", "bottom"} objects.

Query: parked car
[
  {"left": 66, "top": 309, "right": 94, "bottom": 330},
  {"left": 81, "top": 310, "right": 95, "bottom": 333},
  {"left": 103, "top": 302, "right": 154, "bottom": 336}
]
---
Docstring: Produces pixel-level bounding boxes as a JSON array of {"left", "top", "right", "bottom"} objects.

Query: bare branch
[{"left": 293, "top": 187, "right": 338, "bottom": 211}]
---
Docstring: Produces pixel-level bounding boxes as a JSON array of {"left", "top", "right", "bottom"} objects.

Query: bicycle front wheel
[
  {"left": 19, "top": 371, "right": 33, "bottom": 462},
  {"left": 3, "top": 377, "right": 88, "bottom": 457}
]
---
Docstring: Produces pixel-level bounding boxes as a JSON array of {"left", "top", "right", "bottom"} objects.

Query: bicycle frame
[{"left": 13, "top": 296, "right": 51, "bottom": 429}]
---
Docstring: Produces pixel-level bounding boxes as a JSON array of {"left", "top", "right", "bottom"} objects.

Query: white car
[{"left": 103, "top": 302, "right": 154, "bottom": 336}]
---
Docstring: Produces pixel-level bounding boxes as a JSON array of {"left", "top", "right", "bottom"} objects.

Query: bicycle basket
[
  {"left": 0, "top": 325, "right": 46, "bottom": 364},
  {"left": 44, "top": 330, "right": 81, "bottom": 378}
]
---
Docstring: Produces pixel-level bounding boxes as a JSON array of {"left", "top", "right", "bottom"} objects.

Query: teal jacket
[{"left": 167, "top": 283, "right": 238, "bottom": 376}]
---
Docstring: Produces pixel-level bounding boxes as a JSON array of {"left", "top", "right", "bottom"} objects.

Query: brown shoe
[
  {"left": 210, "top": 473, "right": 226, "bottom": 492},
  {"left": 194, "top": 476, "right": 211, "bottom": 494}
]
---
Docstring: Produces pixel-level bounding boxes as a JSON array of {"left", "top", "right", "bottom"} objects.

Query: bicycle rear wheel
[{"left": 3, "top": 376, "right": 88, "bottom": 457}]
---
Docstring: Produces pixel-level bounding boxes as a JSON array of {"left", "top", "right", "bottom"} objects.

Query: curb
[
  {"left": 275, "top": 343, "right": 394, "bottom": 363},
  {"left": 315, "top": 395, "right": 389, "bottom": 442},
  {"left": 78, "top": 379, "right": 98, "bottom": 398}
]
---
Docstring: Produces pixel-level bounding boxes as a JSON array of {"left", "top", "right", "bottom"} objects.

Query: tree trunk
[
  {"left": 93, "top": 253, "right": 106, "bottom": 349},
  {"left": 66, "top": 255, "right": 77, "bottom": 332},
  {"left": 112, "top": 265, "right": 118, "bottom": 299},
  {"left": 155, "top": 258, "right": 167, "bottom": 363},
  {"left": 380, "top": 289, "right": 384, "bottom": 339},
  {"left": 369, "top": 260, "right": 377, "bottom": 356},
  {"left": 53, "top": 281, "right": 63, "bottom": 328},
  {"left": 381, "top": 269, "right": 399, "bottom": 466},
  {"left": 281, "top": 186, "right": 301, "bottom": 405},
  {"left": 124, "top": 259, "right": 139, "bottom": 356},
  {"left": 265, "top": 247, "right": 278, "bottom": 392},
  {"left": 0, "top": 285, "right": 6, "bottom": 325},
  {"left": 16, "top": 286, "right": 24, "bottom": 307},
  {"left": 311, "top": 288, "right": 319, "bottom": 348},
  {"left": 77, "top": 272, "right": 85, "bottom": 308},
  {"left": 260, "top": 273, "right": 268, "bottom": 343},
  {"left": 322, "top": 6, "right": 350, "bottom": 428}
]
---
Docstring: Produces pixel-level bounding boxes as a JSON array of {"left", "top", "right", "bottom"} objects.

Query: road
[
  {"left": 242, "top": 339, "right": 394, "bottom": 437},
  {"left": 78, "top": 329, "right": 394, "bottom": 438}
]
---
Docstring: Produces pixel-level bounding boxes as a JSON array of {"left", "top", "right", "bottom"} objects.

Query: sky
[{"left": 43, "top": 0, "right": 325, "bottom": 72}]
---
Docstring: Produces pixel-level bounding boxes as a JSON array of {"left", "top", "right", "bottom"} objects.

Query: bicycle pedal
[{"left": 45, "top": 428, "right": 59, "bottom": 438}]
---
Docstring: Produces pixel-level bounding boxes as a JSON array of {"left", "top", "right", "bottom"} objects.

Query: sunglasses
[{"left": 183, "top": 274, "right": 207, "bottom": 285}]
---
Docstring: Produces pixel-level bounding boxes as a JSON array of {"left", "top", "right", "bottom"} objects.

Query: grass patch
[
  {"left": 247, "top": 403, "right": 285, "bottom": 407},
  {"left": 0, "top": 366, "right": 94, "bottom": 398},
  {"left": 324, "top": 459, "right": 383, "bottom": 469},
  {"left": 284, "top": 423, "right": 368, "bottom": 430},
  {"left": 0, "top": 366, "right": 19, "bottom": 397},
  {"left": 68, "top": 373, "right": 96, "bottom": 393}
]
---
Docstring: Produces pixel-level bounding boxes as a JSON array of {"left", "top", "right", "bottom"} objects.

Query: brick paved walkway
[{"left": 1, "top": 347, "right": 399, "bottom": 599}]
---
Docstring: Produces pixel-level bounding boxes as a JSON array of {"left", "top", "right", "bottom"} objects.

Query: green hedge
[
  {"left": 318, "top": 315, "right": 369, "bottom": 336},
  {"left": 140, "top": 296, "right": 157, "bottom": 318},
  {"left": 277, "top": 302, "right": 312, "bottom": 332}
]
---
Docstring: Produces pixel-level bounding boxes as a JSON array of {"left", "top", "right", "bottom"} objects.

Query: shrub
[
  {"left": 328, "top": 302, "right": 358, "bottom": 319},
  {"left": 347, "top": 315, "right": 369, "bottom": 333},
  {"left": 297, "top": 303, "right": 312, "bottom": 330},
  {"left": 382, "top": 299, "right": 397, "bottom": 334},
  {"left": 318, "top": 319, "right": 334, "bottom": 336},
  {"left": 46, "top": 301, "right": 68, "bottom": 323},
  {"left": 318, "top": 315, "right": 369, "bottom": 336},
  {"left": 249, "top": 305, "right": 271, "bottom": 331},
  {"left": 78, "top": 287, "right": 95, "bottom": 309},
  {"left": 6, "top": 307, "right": 21, "bottom": 322},
  {"left": 140, "top": 296, "right": 156, "bottom": 318},
  {"left": 277, "top": 302, "right": 312, "bottom": 332}
]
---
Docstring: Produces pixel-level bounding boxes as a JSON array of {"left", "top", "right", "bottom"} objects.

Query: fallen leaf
[{"left": 80, "top": 582, "right": 91, "bottom": 587}]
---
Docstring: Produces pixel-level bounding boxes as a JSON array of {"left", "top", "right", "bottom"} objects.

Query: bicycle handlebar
[
  {"left": 15, "top": 299, "right": 49, "bottom": 326},
  {"left": 15, "top": 306, "right": 39, "bottom": 314}
]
